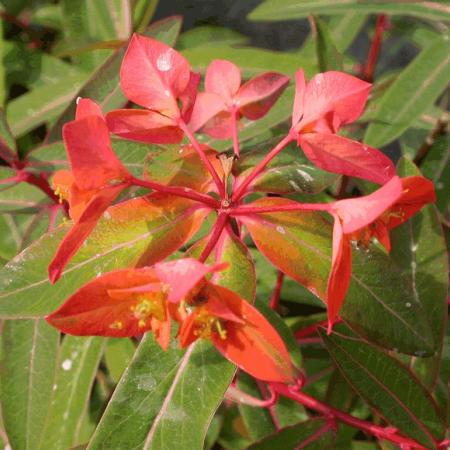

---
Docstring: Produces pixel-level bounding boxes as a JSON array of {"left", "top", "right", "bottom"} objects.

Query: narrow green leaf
[
  {"left": 46, "top": 16, "right": 182, "bottom": 143},
  {"left": 6, "top": 73, "right": 89, "bottom": 137},
  {"left": 248, "top": 0, "right": 450, "bottom": 22},
  {"left": 182, "top": 45, "right": 315, "bottom": 77},
  {"left": 177, "top": 26, "right": 247, "bottom": 50},
  {"left": 0, "top": 109, "right": 15, "bottom": 160},
  {"left": 88, "top": 335, "right": 234, "bottom": 450},
  {"left": 313, "top": 16, "right": 343, "bottom": 72},
  {"left": 364, "top": 35, "right": 450, "bottom": 148},
  {"left": 104, "top": 338, "right": 136, "bottom": 383},
  {"left": 247, "top": 418, "right": 333, "bottom": 450},
  {"left": 320, "top": 325, "right": 445, "bottom": 448},
  {"left": 40, "top": 336, "right": 105, "bottom": 450},
  {"left": 1, "top": 319, "right": 59, "bottom": 450},
  {"left": 0, "top": 195, "right": 207, "bottom": 318}
]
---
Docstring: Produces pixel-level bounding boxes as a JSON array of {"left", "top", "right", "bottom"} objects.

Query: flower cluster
[{"left": 45, "top": 33, "right": 435, "bottom": 383}]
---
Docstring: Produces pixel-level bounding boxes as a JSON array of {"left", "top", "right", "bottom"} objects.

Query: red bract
[
  {"left": 46, "top": 259, "right": 293, "bottom": 383},
  {"left": 106, "top": 34, "right": 200, "bottom": 144},
  {"left": 179, "top": 282, "right": 294, "bottom": 383},
  {"left": 326, "top": 176, "right": 436, "bottom": 331},
  {"left": 48, "top": 98, "right": 131, "bottom": 283},
  {"left": 291, "top": 70, "right": 395, "bottom": 184},
  {"left": 189, "top": 60, "right": 289, "bottom": 141}
]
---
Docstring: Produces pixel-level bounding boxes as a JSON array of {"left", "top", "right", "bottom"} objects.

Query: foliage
[{"left": 0, "top": 1, "right": 448, "bottom": 450}]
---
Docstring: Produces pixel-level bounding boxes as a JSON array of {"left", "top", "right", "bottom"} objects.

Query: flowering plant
[{"left": 0, "top": 5, "right": 448, "bottom": 450}]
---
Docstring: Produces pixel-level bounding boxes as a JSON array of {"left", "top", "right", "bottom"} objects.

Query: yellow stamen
[{"left": 109, "top": 320, "right": 123, "bottom": 330}]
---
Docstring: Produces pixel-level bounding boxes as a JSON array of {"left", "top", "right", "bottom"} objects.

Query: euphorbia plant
[{"left": 32, "top": 32, "right": 440, "bottom": 449}]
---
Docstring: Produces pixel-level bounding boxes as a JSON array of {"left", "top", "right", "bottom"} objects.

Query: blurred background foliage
[{"left": 0, "top": 1, "right": 448, "bottom": 449}]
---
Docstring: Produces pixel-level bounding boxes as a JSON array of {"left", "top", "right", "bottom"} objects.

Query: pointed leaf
[
  {"left": 104, "top": 338, "right": 136, "bottom": 383},
  {"left": 0, "top": 195, "right": 208, "bottom": 318},
  {"left": 241, "top": 197, "right": 436, "bottom": 354},
  {"left": 247, "top": 418, "right": 334, "bottom": 450},
  {"left": 87, "top": 336, "right": 235, "bottom": 450},
  {"left": 313, "top": 16, "right": 343, "bottom": 72},
  {"left": 365, "top": 35, "right": 450, "bottom": 148},
  {"left": 320, "top": 325, "right": 445, "bottom": 448},
  {"left": 40, "top": 336, "right": 105, "bottom": 449},
  {"left": 1, "top": 319, "right": 59, "bottom": 450},
  {"left": 248, "top": 1, "right": 450, "bottom": 21}
]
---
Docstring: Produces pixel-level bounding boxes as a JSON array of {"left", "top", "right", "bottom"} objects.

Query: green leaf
[
  {"left": 248, "top": 0, "right": 450, "bottom": 22},
  {"left": 235, "top": 142, "right": 339, "bottom": 195},
  {"left": 104, "top": 338, "right": 136, "bottom": 383},
  {"left": 241, "top": 198, "right": 436, "bottom": 355},
  {"left": 364, "top": 35, "right": 450, "bottom": 148},
  {"left": 0, "top": 179, "right": 48, "bottom": 213},
  {"left": 46, "top": 16, "right": 183, "bottom": 143},
  {"left": 88, "top": 335, "right": 234, "bottom": 450},
  {"left": 391, "top": 158, "right": 448, "bottom": 386},
  {"left": 247, "top": 418, "right": 333, "bottom": 450},
  {"left": 182, "top": 45, "right": 315, "bottom": 77},
  {"left": 1, "top": 319, "right": 59, "bottom": 450},
  {"left": 313, "top": 16, "right": 343, "bottom": 72},
  {"left": 0, "top": 195, "right": 208, "bottom": 318},
  {"left": 320, "top": 325, "right": 445, "bottom": 448},
  {"left": 177, "top": 26, "right": 247, "bottom": 50},
  {"left": 0, "top": 109, "right": 16, "bottom": 162},
  {"left": 40, "top": 336, "right": 105, "bottom": 450},
  {"left": 6, "top": 73, "right": 89, "bottom": 137}
]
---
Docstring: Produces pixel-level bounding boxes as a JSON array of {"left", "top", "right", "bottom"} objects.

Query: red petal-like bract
[
  {"left": 180, "top": 283, "right": 294, "bottom": 383},
  {"left": 190, "top": 58, "right": 289, "bottom": 138},
  {"left": 120, "top": 33, "right": 190, "bottom": 118},
  {"left": 49, "top": 100, "right": 131, "bottom": 283},
  {"left": 326, "top": 217, "right": 352, "bottom": 332},
  {"left": 154, "top": 258, "right": 226, "bottom": 303},
  {"left": 293, "top": 70, "right": 371, "bottom": 132},
  {"left": 106, "top": 109, "right": 183, "bottom": 144},
  {"left": 45, "top": 268, "right": 172, "bottom": 349},
  {"left": 331, "top": 176, "right": 403, "bottom": 234},
  {"left": 299, "top": 133, "right": 395, "bottom": 185},
  {"left": 48, "top": 184, "right": 126, "bottom": 283}
]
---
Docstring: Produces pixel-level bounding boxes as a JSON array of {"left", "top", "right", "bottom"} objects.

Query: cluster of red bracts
[{"left": 45, "top": 32, "right": 436, "bottom": 383}]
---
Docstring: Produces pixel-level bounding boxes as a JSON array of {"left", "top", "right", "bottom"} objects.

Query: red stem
[
  {"left": 198, "top": 213, "right": 229, "bottom": 262},
  {"left": 269, "top": 271, "right": 284, "bottom": 310},
  {"left": 230, "top": 202, "right": 331, "bottom": 216},
  {"left": 231, "top": 133, "right": 294, "bottom": 202},
  {"left": 257, "top": 380, "right": 281, "bottom": 430},
  {"left": 178, "top": 120, "right": 225, "bottom": 198},
  {"left": 21, "top": 172, "right": 60, "bottom": 204},
  {"left": 271, "top": 383, "right": 427, "bottom": 450},
  {"left": 230, "top": 108, "right": 241, "bottom": 158},
  {"left": 362, "top": 14, "right": 389, "bottom": 82},
  {"left": 130, "top": 176, "right": 219, "bottom": 209}
]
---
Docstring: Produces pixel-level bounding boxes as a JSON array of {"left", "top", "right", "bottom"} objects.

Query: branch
[
  {"left": 178, "top": 120, "right": 226, "bottom": 198},
  {"left": 362, "top": 15, "right": 389, "bottom": 82},
  {"left": 130, "top": 176, "right": 219, "bottom": 208},
  {"left": 269, "top": 271, "right": 284, "bottom": 310},
  {"left": 198, "top": 212, "right": 229, "bottom": 262},
  {"left": 231, "top": 133, "right": 294, "bottom": 202},
  {"left": 271, "top": 383, "right": 428, "bottom": 450}
]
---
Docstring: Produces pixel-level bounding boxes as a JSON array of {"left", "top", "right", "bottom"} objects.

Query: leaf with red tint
[
  {"left": 326, "top": 217, "right": 352, "bottom": 332},
  {"left": 190, "top": 59, "right": 289, "bottom": 138},
  {"left": 180, "top": 282, "right": 294, "bottom": 383},
  {"left": 238, "top": 72, "right": 290, "bottom": 120},
  {"left": 48, "top": 183, "right": 127, "bottom": 283},
  {"left": 293, "top": 70, "right": 371, "bottom": 132},
  {"left": 299, "top": 133, "right": 395, "bottom": 184},
  {"left": 155, "top": 258, "right": 226, "bottom": 303},
  {"left": 45, "top": 268, "right": 172, "bottom": 348},
  {"left": 105, "top": 109, "right": 183, "bottom": 144},
  {"left": 120, "top": 33, "right": 190, "bottom": 118},
  {"left": 144, "top": 143, "right": 223, "bottom": 192},
  {"left": 240, "top": 197, "right": 332, "bottom": 301}
]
